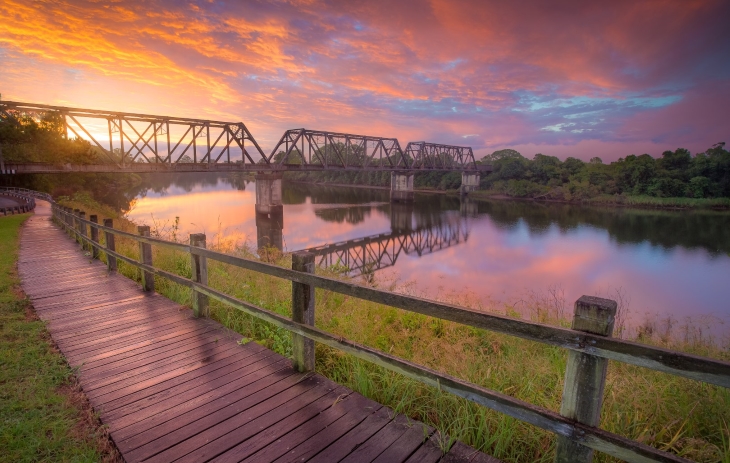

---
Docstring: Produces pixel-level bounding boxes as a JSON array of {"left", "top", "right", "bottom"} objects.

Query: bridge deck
[{"left": 17, "top": 203, "right": 499, "bottom": 463}]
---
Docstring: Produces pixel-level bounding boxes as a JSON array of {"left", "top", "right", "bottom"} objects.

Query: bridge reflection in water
[{"left": 255, "top": 195, "right": 478, "bottom": 277}]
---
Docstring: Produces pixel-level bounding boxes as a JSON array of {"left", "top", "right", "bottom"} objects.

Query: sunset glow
[{"left": 1, "top": 0, "right": 728, "bottom": 160}]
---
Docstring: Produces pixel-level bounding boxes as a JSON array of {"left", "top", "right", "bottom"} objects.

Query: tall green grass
[{"left": 60, "top": 195, "right": 730, "bottom": 463}]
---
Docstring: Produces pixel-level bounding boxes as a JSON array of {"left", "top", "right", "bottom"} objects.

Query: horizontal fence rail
[
  {"left": 40, "top": 196, "right": 730, "bottom": 463},
  {"left": 0, "top": 187, "right": 39, "bottom": 215}
]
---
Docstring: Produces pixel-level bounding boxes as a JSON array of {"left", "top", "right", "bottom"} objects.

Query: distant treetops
[{"left": 476, "top": 145, "right": 730, "bottom": 200}]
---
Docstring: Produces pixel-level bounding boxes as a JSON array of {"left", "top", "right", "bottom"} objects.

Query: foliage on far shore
[{"left": 284, "top": 143, "right": 730, "bottom": 208}]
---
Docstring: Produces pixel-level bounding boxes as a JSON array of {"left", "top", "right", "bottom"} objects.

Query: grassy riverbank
[
  {"left": 467, "top": 190, "right": 730, "bottom": 210},
  {"left": 288, "top": 178, "right": 730, "bottom": 211},
  {"left": 0, "top": 212, "right": 120, "bottom": 462},
  {"left": 60, "top": 193, "right": 730, "bottom": 463}
]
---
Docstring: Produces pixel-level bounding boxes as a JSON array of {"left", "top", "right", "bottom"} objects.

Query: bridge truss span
[
  {"left": 404, "top": 141, "right": 479, "bottom": 171},
  {"left": 268, "top": 128, "right": 407, "bottom": 170},
  {"left": 0, "top": 101, "right": 267, "bottom": 167}
]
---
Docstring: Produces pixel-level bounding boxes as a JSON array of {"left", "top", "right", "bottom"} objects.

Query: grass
[
  {"left": 586, "top": 195, "right": 730, "bottom": 209},
  {"left": 60, "top": 193, "right": 730, "bottom": 463},
  {"left": 0, "top": 212, "right": 120, "bottom": 462},
  {"left": 467, "top": 190, "right": 730, "bottom": 210}
]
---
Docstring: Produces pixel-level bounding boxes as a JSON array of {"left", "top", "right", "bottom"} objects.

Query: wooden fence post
[
  {"left": 104, "top": 219, "right": 117, "bottom": 272},
  {"left": 138, "top": 225, "right": 154, "bottom": 292},
  {"left": 555, "top": 295, "right": 617, "bottom": 463},
  {"left": 73, "top": 209, "right": 80, "bottom": 242},
  {"left": 292, "top": 251, "right": 315, "bottom": 372},
  {"left": 79, "top": 211, "right": 88, "bottom": 251},
  {"left": 89, "top": 214, "right": 99, "bottom": 259},
  {"left": 189, "top": 233, "right": 209, "bottom": 317}
]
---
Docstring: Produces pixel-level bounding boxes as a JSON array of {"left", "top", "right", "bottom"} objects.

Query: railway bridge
[{"left": 0, "top": 101, "right": 492, "bottom": 206}]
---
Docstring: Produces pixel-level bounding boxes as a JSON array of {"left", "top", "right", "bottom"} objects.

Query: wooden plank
[
  {"left": 237, "top": 392, "right": 377, "bottom": 463},
  {"left": 339, "top": 413, "right": 413, "bottom": 463},
  {"left": 112, "top": 362, "right": 299, "bottom": 451},
  {"left": 65, "top": 323, "right": 222, "bottom": 367},
  {"left": 101, "top": 348, "right": 279, "bottom": 417},
  {"left": 50, "top": 306, "right": 189, "bottom": 342},
  {"left": 76, "top": 325, "right": 222, "bottom": 371},
  {"left": 371, "top": 422, "right": 434, "bottom": 463},
  {"left": 78, "top": 329, "right": 226, "bottom": 377},
  {"left": 58, "top": 316, "right": 203, "bottom": 355},
  {"left": 63, "top": 317, "right": 210, "bottom": 361},
  {"left": 403, "top": 432, "right": 446, "bottom": 463},
  {"left": 270, "top": 404, "right": 383, "bottom": 463},
  {"left": 82, "top": 340, "right": 242, "bottom": 394},
  {"left": 94, "top": 340, "right": 266, "bottom": 410},
  {"left": 307, "top": 407, "right": 394, "bottom": 463},
  {"left": 122, "top": 371, "right": 315, "bottom": 462},
  {"left": 441, "top": 441, "right": 502, "bottom": 463},
  {"left": 212, "top": 386, "right": 352, "bottom": 463},
  {"left": 166, "top": 376, "right": 339, "bottom": 463}
]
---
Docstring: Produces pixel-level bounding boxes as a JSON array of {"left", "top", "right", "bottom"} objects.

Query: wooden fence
[
  {"left": 38, "top": 196, "right": 730, "bottom": 463},
  {"left": 0, "top": 187, "right": 39, "bottom": 215}
]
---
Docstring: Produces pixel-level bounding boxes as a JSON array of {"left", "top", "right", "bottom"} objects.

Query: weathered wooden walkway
[{"left": 17, "top": 202, "right": 498, "bottom": 463}]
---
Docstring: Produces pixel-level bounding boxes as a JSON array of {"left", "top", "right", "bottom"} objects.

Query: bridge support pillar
[
  {"left": 460, "top": 172, "right": 480, "bottom": 196},
  {"left": 255, "top": 173, "right": 283, "bottom": 216},
  {"left": 390, "top": 172, "right": 414, "bottom": 203},
  {"left": 256, "top": 210, "right": 284, "bottom": 251}
]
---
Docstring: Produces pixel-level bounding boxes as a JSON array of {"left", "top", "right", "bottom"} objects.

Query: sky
[{"left": 1, "top": 0, "right": 728, "bottom": 162}]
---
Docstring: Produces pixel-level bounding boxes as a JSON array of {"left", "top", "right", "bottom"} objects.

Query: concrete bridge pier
[
  {"left": 256, "top": 211, "right": 284, "bottom": 251},
  {"left": 460, "top": 172, "right": 480, "bottom": 196},
  {"left": 390, "top": 172, "right": 414, "bottom": 203},
  {"left": 255, "top": 173, "right": 283, "bottom": 216},
  {"left": 255, "top": 173, "right": 284, "bottom": 251}
]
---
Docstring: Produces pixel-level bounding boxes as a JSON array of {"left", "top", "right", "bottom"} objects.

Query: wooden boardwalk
[{"left": 17, "top": 202, "right": 499, "bottom": 463}]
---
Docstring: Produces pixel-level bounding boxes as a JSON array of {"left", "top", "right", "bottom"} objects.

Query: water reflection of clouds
[
  {"left": 129, "top": 189, "right": 257, "bottom": 244},
  {"left": 128, "top": 181, "right": 730, "bottom": 338},
  {"left": 129, "top": 186, "right": 395, "bottom": 253}
]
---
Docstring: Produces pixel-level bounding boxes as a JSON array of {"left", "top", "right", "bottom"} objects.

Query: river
[{"left": 125, "top": 174, "right": 730, "bottom": 343}]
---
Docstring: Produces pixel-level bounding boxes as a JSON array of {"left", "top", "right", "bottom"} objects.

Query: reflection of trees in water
[
  {"left": 476, "top": 199, "right": 730, "bottom": 256},
  {"left": 137, "top": 172, "right": 250, "bottom": 196},
  {"left": 313, "top": 205, "right": 384, "bottom": 225},
  {"left": 26, "top": 170, "right": 727, "bottom": 257},
  {"left": 283, "top": 182, "right": 389, "bottom": 205}
]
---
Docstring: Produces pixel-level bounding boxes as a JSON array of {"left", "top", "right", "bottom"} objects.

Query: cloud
[{"left": 0, "top": 0, "right": 728, "bottom": 160}]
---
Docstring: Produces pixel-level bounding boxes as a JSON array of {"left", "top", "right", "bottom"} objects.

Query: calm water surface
[{"left": 126, "top": 175, "right": 730, "bottom": 340}]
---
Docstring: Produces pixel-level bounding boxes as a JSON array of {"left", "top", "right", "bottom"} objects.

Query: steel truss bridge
[
  {"left": 0, "top": 101, "right": 491, "bottom": 174},
  {"left": 299, "top": 218, "right": 469, "bottom": 277}
]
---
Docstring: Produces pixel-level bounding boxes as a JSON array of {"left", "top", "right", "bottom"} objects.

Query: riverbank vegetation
[
  {"left": 285, "top": 144, "right": 730, "bottom": 209},
  {"left": 59, "top": 194, "right": 730, "bottom": 463},
  {"left": 0, "top": 212, "right": 120, "bottom": 461}
]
